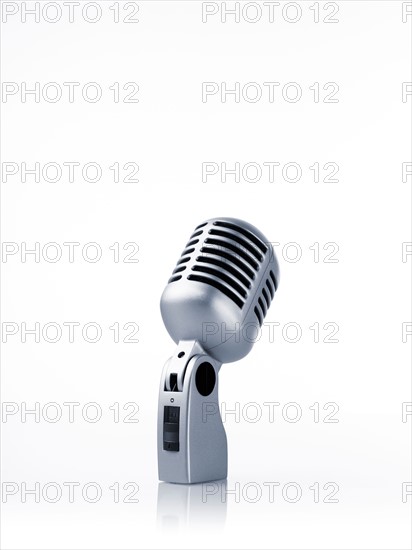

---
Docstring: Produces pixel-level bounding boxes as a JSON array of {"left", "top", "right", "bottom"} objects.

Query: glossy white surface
[{"left": 1, "top": 1, "right": 410, "bottom": 548}]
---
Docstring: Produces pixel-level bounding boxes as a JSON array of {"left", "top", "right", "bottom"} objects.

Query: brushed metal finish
[
  {"left": 161, "top": 217, "right": 279, "bottom": 363},
  {"left": 158, "top": 341, "right": 227, "bottom": 484},
  {"left": 158, "top": 218, "right": 279, "bottom": 484}
]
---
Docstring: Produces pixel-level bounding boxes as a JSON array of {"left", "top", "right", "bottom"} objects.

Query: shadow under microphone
[{"left": 158, "top": 217, "right": 280, "bottom": 484}]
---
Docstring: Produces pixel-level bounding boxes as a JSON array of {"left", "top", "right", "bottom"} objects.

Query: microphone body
[{"left": 158, "top": 217, "right": 279, "bottom": 484}]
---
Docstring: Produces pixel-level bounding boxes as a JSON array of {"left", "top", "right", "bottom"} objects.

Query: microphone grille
[
  {"left": 253, "top": 268, "right": 278, "bottom": 326},
  {"left": 167, "top": 219, "right": 278, "bottom": 316}
]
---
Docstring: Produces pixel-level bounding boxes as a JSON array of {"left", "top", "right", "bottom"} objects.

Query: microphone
[{"left": 158, "top": 217, "right": 279, "bottom": 484}]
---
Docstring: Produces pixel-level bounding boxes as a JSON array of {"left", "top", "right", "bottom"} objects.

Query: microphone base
[{"left": 157, "top": 340, "right": 227, "bottom": 484}]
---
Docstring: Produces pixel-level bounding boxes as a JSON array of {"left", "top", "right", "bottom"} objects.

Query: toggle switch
[{"left": 163, "top": 406, "right": 180, "bottom": 451}]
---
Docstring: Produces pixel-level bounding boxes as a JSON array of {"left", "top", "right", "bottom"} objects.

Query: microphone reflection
[{"left": 156, "top": 480, "right": 227, "bottom": 532}]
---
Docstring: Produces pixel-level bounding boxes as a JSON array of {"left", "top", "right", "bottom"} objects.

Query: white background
[{"left": 1, "top": 1, "right": 411, "bottom": 549}]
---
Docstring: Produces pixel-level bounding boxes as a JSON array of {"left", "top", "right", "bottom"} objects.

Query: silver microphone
[{"left": 158, "top": 217, "right": 279, "bottom": 484}]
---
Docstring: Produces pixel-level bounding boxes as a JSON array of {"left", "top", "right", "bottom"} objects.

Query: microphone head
[{"left": 160, "top": 217, "right": 279, "bottom": 363}]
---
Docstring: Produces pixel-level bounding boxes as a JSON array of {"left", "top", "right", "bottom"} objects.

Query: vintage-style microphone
[{"left": 158, "top": 217, "right": 279, "bottom": 483}]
